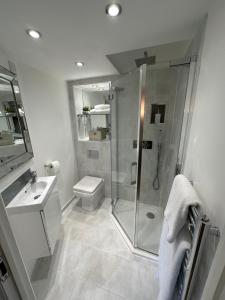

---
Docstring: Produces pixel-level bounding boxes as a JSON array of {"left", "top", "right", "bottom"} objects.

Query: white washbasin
[
  {"left": 24, "top": 181, "right": 47, "bottom": 201},
  {"left": 6, "top": 176, "right": 56, "bottom": 214}
]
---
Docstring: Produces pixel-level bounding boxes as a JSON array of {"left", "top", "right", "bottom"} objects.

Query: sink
[
  {"left": 24, "top": 181, "right": 47, "bottom": 201},
  {"left": 6, "top": 176, "right": 56, "bottom": 214}
]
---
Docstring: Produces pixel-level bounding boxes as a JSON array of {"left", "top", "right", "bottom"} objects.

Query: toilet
[{"left": 73, "top": 176, "right": 105, "bottom": 211}]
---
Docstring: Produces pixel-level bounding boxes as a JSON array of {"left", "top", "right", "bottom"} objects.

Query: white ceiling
[{"left": 0, "top": 0, "right": 210, "bottom": 80}]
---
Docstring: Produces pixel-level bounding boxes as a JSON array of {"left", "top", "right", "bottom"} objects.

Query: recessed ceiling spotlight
[
  {"left": 92, "top": 85, "right": 97, "bottom": 88},
  {"left": 26, "top": 29, "right": 41, "bottom": 39},
  {"left": 75, "top": 61, "right": 84, "bottom": 67},
  {"left": 105, "top": 3, "right": 122, "bottom": 17}
]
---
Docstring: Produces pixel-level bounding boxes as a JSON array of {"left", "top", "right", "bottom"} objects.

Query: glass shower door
[
  {"left": 111, "top": 60, "right": 191, "bottom": 255},
  {"left": 111, "top": 69, "right": 140, "bottom": 242},
  {"left": 134, "top": 63, "right": 190, "bottom": 254}
]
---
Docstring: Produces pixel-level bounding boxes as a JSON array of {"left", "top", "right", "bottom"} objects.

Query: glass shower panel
[
  {"left": 111, "top": 70, "right": 140, "bottom": 242},
  {"left": 135, "top": 64, "right": 190, "bottom": 254}
]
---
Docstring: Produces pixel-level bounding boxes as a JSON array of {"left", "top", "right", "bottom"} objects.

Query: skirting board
[{"left": 61, "top": 195, "right": 77, "bottom": 212}]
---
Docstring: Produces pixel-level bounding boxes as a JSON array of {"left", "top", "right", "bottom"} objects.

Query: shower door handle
[{"left": 130, "top": 162, "right": 137, "bottom": 185}]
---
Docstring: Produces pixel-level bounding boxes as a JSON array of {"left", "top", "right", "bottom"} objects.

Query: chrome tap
[{"left": 30, "top": 171, "right": 37, "bottom": 184}]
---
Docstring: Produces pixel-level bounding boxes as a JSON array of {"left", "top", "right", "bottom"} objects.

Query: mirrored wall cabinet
[
  {"left": 74, "top": 82, "right": 111, "bottom": 142},
  {"left": 0, "top": 65, "right": 33, "bottom": 178}
]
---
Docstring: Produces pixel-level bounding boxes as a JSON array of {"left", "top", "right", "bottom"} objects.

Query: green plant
[{"left": 83, "top": 106, "right": 90, "bottom": 112}]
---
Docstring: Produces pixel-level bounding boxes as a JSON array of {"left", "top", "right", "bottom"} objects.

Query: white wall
[
  {"left": 17, "top": 63, "right": 78, "bottom": 208},
  {"left": 0, "top": 49, "right": 78, "bottom": 210},
  {"left": 183, "top": 0, "right": 225, "bottom": 298},
  {"left": 0, "top": 48, "right": 78, "bottom": 279},
  {"left": 183, "top": 0, "right": 225, "bottom": 230}
]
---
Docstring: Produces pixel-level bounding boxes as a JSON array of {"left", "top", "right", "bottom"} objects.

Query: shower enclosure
[{"left": 111, "top": 58, "right": 192, "bottom": 256}]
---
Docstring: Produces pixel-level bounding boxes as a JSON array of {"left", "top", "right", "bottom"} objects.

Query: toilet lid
[{"left": 73, "top": 176, "right": 103, "bottom": 194}]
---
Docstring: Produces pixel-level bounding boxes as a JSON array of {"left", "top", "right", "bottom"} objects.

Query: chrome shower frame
[
  {"left": 134, "top": 63, "right": 147, "bottom": 247},
  {"left": 111, "top": 56, "right": 197, "bottom": 258}
]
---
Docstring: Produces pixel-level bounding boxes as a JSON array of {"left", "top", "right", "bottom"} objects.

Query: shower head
[{"left": 135, "top": 51, "right": 156, "bottom": 67}]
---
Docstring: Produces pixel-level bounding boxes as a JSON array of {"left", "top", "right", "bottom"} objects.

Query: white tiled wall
[
  {"left": 77, "top": 140, "right": 111, "bottom": 197},
  {"left": 71, "top": 83, "right": 112, "bottom": 197}
]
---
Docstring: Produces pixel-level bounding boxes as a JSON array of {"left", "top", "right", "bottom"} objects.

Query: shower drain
[{"left": 146, "top": 212, "right": 155, "bottom": 219}]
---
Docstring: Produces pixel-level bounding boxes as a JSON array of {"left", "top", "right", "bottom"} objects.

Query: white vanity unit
[{"left": 6, "top": 176, "right": 61, "bottom": 260}]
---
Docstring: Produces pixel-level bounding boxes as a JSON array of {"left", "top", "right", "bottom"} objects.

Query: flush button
[{"left": 88, "top": 149, "right": 99, "bottom": 159}]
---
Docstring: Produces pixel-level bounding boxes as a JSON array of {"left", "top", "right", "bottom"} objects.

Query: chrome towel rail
[{"left": 177, "top": 206, "right": 220, "bottom": 300}]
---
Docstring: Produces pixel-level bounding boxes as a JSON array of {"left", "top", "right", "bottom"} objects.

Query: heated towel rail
[{"left": 176, "top": 206, "right": 220, "bottom": 300}]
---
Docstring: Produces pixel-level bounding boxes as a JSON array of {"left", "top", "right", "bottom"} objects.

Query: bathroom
[{"left": 0, "top": 0, "right": 225, "bottom": 299}]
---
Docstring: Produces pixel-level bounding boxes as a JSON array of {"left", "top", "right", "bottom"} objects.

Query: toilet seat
[
  {"left": 73, "top": 176, "right": 105, "bottom": 211},
  {"left": 73, "top": 176, "right": 103, "bottom": 194}
]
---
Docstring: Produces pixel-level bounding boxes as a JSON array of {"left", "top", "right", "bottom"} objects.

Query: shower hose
[{"left": 152, "top": 143, "right": 161, "bottom": 190}]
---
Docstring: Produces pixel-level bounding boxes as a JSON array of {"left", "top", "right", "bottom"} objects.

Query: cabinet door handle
[
  {"left": 40, "top": 210, "right": 52, "bottom": 254},
  {"left": 130, "top": 162, "right": 137, "bottom": 185}
]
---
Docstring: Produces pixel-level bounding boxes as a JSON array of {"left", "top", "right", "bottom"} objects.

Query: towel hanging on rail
[
  {"left": 158, "top": 220, "right": 191, "bottom": 300},
  {"left": 164, "top": 174, "right": 201, "bottom": 243}
]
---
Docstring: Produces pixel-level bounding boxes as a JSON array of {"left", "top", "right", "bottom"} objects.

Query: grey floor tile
[{"left": 31, "top": 198, "right": 159, "bottom": 300}]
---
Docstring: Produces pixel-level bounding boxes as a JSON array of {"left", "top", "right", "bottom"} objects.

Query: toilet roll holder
[{"left": 44, "top": 162, "right": 54, "bottom": 169}]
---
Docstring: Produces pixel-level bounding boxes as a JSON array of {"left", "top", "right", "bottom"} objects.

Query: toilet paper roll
[{"left": 45, "top": 160, "right": 60, "bottom": 176}]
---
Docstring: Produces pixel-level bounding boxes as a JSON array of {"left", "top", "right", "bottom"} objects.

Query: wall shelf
[
  {"left": 78, "top": 138, "right": 110, "bottom": 143},
  {"left": 0, "top": 113, "right": 18, "bottom": 118},
  {"left": 77, "top": 112, "right": 110, "bottom": 116},
  {"left": 90, "top": 112, "right": 110, "bottom": 115}
]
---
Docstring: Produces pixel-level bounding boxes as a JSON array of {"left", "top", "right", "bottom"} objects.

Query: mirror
[
  {"left": 74, "top": 82, "right": 111, "bottom": 141},
  {"left": 0, "top": 66, "right": 33, "bottom": 178}
]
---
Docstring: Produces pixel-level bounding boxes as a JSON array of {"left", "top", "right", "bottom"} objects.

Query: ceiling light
[
  {"left": 26, "top": 29, "right": 41, "bottom": 39},
  {"left": 92, "top": 85, "right": 97, "bottom": 88},
  {"left": 75, "top": 61, "right": 84, "bottom": 67},
  {"left": 105, "top": 3, "right": 122, "bottom": 17}
]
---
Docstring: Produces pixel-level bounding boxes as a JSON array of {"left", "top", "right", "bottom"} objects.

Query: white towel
[
  {"left": 158, "top": 219, "right": 191, "bottom": 300},
  {"left": 90, "top": 108, "right": 110, "bottom": 114},
  {"left": 164, "top": 174, "right": 201, "bottom": 243},
  {"left": 94, "top": 104, "right": 110, "bottom": 110}
]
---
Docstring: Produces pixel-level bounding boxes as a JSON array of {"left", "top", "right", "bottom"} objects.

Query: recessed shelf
[
  {"left": 77, "top": 112, "right": 110, "bottom": 116},
  {"left": 78, "top": 138, "right": 110, "bottom": 143}
]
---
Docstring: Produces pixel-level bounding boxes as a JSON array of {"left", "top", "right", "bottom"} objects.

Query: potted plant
[{"left": 83, "top": 106, "right": 90, "bottom": 114}]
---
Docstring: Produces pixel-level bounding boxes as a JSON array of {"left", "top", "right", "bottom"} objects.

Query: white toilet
[{"left": 73, "top": 176, "right": 105, "bottom": 211}]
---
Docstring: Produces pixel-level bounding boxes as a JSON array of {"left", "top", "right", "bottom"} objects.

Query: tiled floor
[
  {"left": 31, "top": 198, "right": 159, "bottom": 300},
  {"left": 113, "top": 199, "right": 163, "bottom": 254}
]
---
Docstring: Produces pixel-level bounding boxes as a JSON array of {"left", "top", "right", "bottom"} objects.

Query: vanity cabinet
[{"left": 8, "top": 185, "right": 61, "bottom": 259}]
